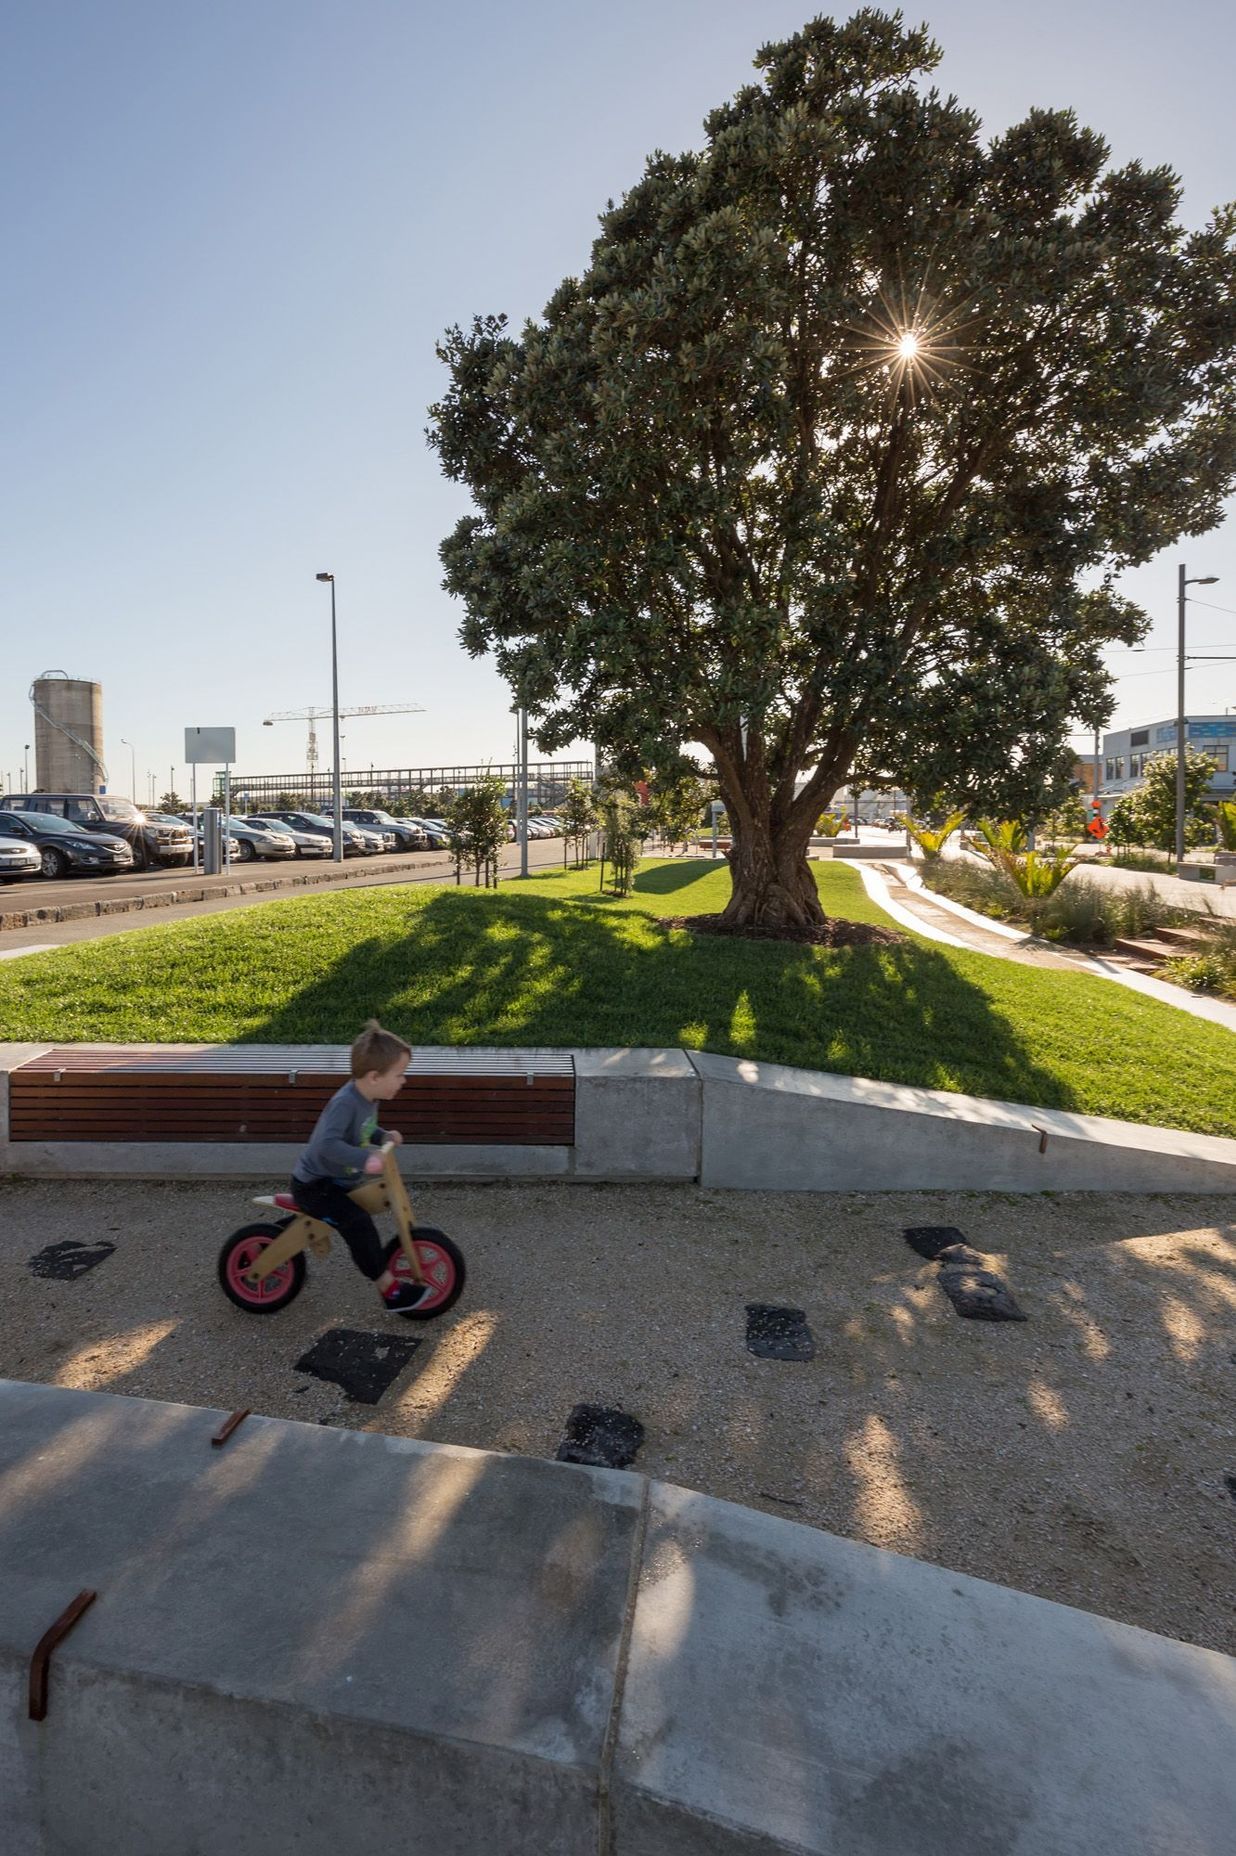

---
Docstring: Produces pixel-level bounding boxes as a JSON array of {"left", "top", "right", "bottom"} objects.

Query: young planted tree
[
  {"left": 1112, "top": 747, "right": 1218, "bottom": 852},
  {"left": 559, "top": 777, "right": 600, "bottom": 865},
  {"left": 598, "top": 786, "right": 643, "bottom": 897},
  {"left": 429, "top": 12, "right": 1236, "bottom": 929},
  {"left": 447, "top": 776, "right": 509, "bottom": 886}
]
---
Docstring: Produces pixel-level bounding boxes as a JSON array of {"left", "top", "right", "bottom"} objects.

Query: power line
[{"left": 1185, "top": 597, "right": 1236, "bottom": 618}]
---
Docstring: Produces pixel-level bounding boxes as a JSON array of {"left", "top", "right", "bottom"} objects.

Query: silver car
[
  {"left": 245, "top": 817, "right": 332, "bottom": 858},
  {"left": 0, "top": 834, "right": 42, "bottom": 882},
  {"left": 223, "top": 817, "right": 296, "bottom": 862}
]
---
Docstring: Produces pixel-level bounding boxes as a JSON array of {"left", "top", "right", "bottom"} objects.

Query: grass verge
[{"left": 1, "top": 859, "right": 1233, "bottom": 1137}]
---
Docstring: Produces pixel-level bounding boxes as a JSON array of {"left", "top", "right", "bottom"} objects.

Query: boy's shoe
[{"left": 382, "top": 1280, "right": 431, "bottom": 1312}]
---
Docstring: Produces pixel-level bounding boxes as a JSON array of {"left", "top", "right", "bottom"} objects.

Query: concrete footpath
[
  {"left": 849, "top": 859, "right": 1236, "bottom": 1035},
  {"left": 2, "top": 1379, "right": 1233, "bottom": 1855}
]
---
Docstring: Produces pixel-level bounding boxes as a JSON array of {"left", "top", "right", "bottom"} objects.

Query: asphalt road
[{"left": 0, "top": 840, "right": 582, "bottom": 954}]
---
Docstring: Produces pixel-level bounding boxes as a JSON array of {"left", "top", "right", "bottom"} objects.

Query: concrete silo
[{"left": 31, "top": 672, "right": 107, "bottom": 794}]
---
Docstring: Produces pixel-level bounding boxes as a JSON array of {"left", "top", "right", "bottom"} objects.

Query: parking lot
[{"left": 4, "top": 1176, "right": 1233, "bottom": 1658}]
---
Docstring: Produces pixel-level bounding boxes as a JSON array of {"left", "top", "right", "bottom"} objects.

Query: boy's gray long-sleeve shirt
[{"left": 292, "top": 1081, "right": 390, "bottom": 1188}]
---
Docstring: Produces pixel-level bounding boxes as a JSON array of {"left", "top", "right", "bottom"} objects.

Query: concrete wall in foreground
[
  {"left": 1, "top": 1382, "right": 1234, "bottom": 1856},
  {"left": 2, "top": 1042, "right": 1235, "bottom": 1192}
]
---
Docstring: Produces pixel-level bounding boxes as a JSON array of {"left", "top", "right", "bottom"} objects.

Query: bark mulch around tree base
[{"left": 669, "top": 913, "right": 905, "bottom": 948}]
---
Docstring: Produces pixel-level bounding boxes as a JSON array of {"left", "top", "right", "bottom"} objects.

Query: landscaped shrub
[
  {"left": 1023, "top": 879, "right": 1115, "bottom": 945},
  {"left": 920, "top": 865, "right": 1202, "bottom": 952},
  {"left": 900, "top": 809, "right": 966, "bottom": 860},
  {"left": 1216, "top": 801, "right": 1236, "bottom": 851},
  {"left": 919, "top": 858, "right": 1021, "bottom": 920},
  {"left": 1158, "top": 951, "right": 1236, "bottom": 999}
]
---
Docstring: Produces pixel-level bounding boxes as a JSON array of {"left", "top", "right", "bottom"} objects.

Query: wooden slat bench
[{"left": 7, "top": 1047, "right": 575, "bottom": 1146}]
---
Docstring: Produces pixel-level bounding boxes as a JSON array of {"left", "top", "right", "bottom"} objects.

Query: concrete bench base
[
  {"left": 2, "top": 1382, "right": 1233, "bottom": 1855},
  {"left": 2, "top": 1043, "right": 1234, "bottom": 1191}
]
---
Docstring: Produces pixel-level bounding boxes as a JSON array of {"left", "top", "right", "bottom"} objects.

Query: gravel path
[{"left": 3, "top": 1177, "right": 1234, "bottom": 1656}]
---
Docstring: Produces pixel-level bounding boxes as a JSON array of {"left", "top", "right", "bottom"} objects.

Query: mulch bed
[{"left": 669, "top": 914, "right": 904, "bottom": 948}]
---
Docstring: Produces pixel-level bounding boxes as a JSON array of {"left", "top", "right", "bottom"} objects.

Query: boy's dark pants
[{"left": 292, "top": 1178, "right": 386, "bottom": 1281}]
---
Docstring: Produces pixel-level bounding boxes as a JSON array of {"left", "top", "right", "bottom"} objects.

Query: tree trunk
[{"left": 719, "top": 815, "right": 825, "bottom": 928}]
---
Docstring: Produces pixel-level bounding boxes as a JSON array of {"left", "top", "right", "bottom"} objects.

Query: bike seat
[{"left": 273, "top": 1191, "right": 301, "bottom": 1212}]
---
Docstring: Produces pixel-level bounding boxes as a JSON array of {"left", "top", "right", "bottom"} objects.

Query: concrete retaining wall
[
  {"left": 690, "top": 1051, "right": 1236, "bottom": 1193},
  {"left": 2, "top": 1381, "right": 1234, "bottom": 1855},
  {"left": 2, "top": 1042, "right": 1234, "bottom": 1192}
]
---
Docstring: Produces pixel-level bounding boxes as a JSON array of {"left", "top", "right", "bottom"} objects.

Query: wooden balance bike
[{"left": 217, "top": 1142, "right": 466, "bottom": 1319}]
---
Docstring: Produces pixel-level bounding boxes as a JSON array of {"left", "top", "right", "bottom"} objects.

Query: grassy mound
[{"left": 1, "top": 859, "right": 1233, "bottom": 1137}]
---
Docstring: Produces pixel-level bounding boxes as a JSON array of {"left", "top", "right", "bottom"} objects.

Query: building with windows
[{"left": 1100, "top": 716, "right": 1235, "bottom": 801}]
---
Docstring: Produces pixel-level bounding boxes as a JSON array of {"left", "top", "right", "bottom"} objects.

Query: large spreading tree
[{"left": 429, "top": 10, "right": 1236, "bottom": 928}]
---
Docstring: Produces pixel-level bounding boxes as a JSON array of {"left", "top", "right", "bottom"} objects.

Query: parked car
[
  {"left": 268, "top": 810, "right": 368, "bottom": 856},
  {"left": 0, "top": 830, "right": 45, "bottom": 882},
  {"left": 145, "top": 812, "right": 241, "bottom": 865},
  {"left": 244, "top": 816, "right": 332, "bottom": 858},
  {"left": 418, "top": 816, "right": 458, "bottom": 842},
  {"left": 224, "top": 817, "right": 296, "bottom": 862},
  {"left": 406, "top": 816, "right": 451, "bottom": 848},
  {"left": 0, "top": 808, "right": 135, "bottom": 879},
  {"left": 343, "top": 808, "right": 429, "bottom": 852},
  {"left": 0, "top": 793, "right": 192, "bottom": 870},
  {"left": 153, "top": 814, "right": 298, "bottom": 862}
]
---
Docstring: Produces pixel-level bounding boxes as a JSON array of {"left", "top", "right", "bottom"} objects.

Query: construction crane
[{"left": 262, "top": 703, "right": 425, "bottom": 777}]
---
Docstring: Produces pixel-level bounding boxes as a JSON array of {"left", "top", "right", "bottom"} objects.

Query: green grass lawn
[{"left": 2, "top": 858, "right": 1234, "bottom": 1137}]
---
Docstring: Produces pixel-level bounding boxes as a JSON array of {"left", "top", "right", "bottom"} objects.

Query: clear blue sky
[{"left": 3, "top": 0, "right": 1234, "bottom": 799}]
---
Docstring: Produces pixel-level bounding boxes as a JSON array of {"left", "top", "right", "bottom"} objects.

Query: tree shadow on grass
[
  {"left": 248, "top": 890, "right": 1080, "bottom": 1114},
  {"left": 626, "top": 859, "right": 724, "bottom": 896}
]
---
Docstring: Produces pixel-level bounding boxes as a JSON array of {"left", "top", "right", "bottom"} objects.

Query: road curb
[{"left": 0, "top": 854, "right": 455, "bottom": 932}]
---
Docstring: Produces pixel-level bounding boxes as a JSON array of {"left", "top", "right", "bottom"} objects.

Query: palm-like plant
[
  {"left": 897, "top": 810, "right": 966, "bottom": 860},
  {"left": 1004, "top": 844, "right": 1082, "bottom": 898},
  {"left": 974, "top": 818, "right": 1029, "bottom": 858},
  {"left": 1215, "top": 800, "right": 1236, "bottom": 851}
]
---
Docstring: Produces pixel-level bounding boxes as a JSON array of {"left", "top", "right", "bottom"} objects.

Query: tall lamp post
[
  {"left": 315, "top": 572, "right": 344, "bottom": 863},
  {"left": 1176, "top": 565, "right": 1219, "bottom": 868},
  {"left": 23, "top": 743, "right": 30, "bottom": 792},
  {"left": 120, "top": 738, "right": 137, "bottom": 800}
]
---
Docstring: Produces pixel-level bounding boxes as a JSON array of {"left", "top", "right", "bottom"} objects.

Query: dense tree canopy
[{"left": 429, "top": 10, "right": 1236, "bottom": 925}]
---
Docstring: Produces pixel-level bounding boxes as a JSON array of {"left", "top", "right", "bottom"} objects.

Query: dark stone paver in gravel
[
  {"left": 903, "top": 1225, "right": 967, "bottom": 1261},
  {"left": 29, "top": 1240, "right": 116, "bottom": 1281},
  {"left": 746, "top": 1304, "right": 816, "bottom": 1361},
  {"left": 556, "top": 1404, "right": 645, "bottom": 1469},
  {"left": 295, "top": 1329, "right": 422, "bottom": 1405},
  {"left": 938, "top": 1262, "right": 1027, "bottom": 1322}
]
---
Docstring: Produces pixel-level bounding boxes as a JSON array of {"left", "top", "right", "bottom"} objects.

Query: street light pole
[
  {"left": 517, "top": 707, "right": 529, "bottom": 878},
  {"left": 23, "top": 744, "right": 30, "bottom": 792},
  {"left": 316, "top": 572, "right": 344, "bottom": 863},
  {"left": 121, "top": 738, "right": 136, "bottom": 799},
  {"left": 1176, "top": 564, "right": 1220, "bottom": 868}
]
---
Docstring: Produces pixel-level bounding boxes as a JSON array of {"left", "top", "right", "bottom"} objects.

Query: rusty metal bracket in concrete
[
  {"left": 211, "top": 1409, "right": 251, "bottom": 1448},
  {"left": 29, "top": 1589, "right": 98, "bottom": 1721}
]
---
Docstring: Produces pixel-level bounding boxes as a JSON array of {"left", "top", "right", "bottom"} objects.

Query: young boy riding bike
[{"left": 291, "top": 1020, "right": 429, "bottom": 1312}]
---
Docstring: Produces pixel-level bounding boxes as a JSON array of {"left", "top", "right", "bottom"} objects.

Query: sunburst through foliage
[{"left": 837, "top": 270, "right": 982, "bottom": 407}]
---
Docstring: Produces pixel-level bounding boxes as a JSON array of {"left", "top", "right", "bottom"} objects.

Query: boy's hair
[{"left": 350, "top": 1020, "right": 411, "bottom": 1079}]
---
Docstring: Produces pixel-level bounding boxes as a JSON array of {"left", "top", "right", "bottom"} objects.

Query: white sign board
[{"left": 184, "top": 727, "right": 236, "bottom": 764}]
